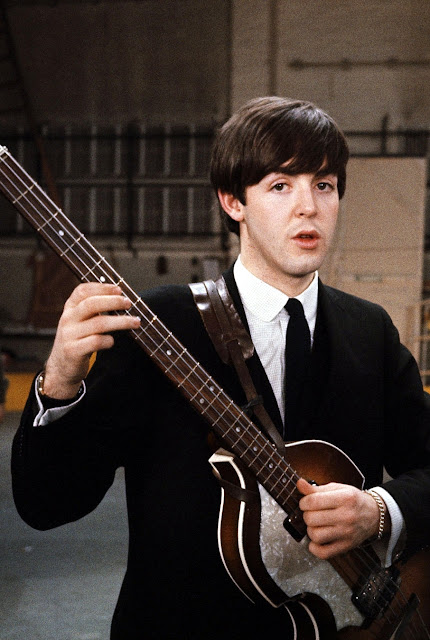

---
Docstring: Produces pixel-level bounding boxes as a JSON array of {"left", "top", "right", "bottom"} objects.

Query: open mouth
[
  {"left": 295, "top": 230, "right": 320, "bottom": 240},
  {"left": 293, "top": 231, "right": 320, "bottom": 248}
]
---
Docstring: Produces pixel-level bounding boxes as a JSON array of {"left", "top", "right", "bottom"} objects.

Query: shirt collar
[{"left": 233, "top": 256, "right": 319, "bottom": 326}]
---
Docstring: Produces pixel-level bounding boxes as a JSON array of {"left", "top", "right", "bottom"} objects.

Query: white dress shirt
[{"left": 233, "top": 256, "right": 318, "bottom": 425}]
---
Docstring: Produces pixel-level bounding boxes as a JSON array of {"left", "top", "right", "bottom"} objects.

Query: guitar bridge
[{"left": 351, "top": 565, "right": 400, "bottom": 623}]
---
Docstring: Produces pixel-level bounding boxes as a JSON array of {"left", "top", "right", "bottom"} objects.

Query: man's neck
[{"left": 238, "top": 256, "right": 315, "bottom": 298}]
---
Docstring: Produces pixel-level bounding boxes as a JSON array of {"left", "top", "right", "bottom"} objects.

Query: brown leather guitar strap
[{"left": 189, "top": 276, "right": 285, "bottom": 455}]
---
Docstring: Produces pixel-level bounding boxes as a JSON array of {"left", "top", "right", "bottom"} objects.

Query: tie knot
[{"left": 285, "top": 297, "right": 305, "bottom": 317}]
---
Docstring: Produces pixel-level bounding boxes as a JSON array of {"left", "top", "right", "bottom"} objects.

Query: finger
[
  {"left": 297, "top": 479, "right": 344, "bottom": 496},
  {"left": 76, "top": 312, "right": 141, "bottom": 339},
  {"left": 67, "top": 283, "right": 123, "bottom": 307},
  {"left": 296, "top": 477, "right": 317, "bottom": 496},
  {"left": 68, "top": 333, "right": 116, "bottom": 357},
  {"left": 308, "top": 537, "right": 348, "bottom": 560},
  {"left": 307, "top": 523, "right": 343, "bottom": 545},
  {"left": 299, "top": 482, "right": 350, "bottom": 511},
  {"left": 303, "top": 509, "right": 341, "bottom": 528},
  {"left": 62, "top": 295, "right": 136, "bottom": 327}
]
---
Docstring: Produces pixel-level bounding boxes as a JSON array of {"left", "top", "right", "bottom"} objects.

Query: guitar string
[
  {"left": 0, "top": 155, "right": 419, "bottom": 635},
  {"left": 0, "top": 154, "right": 427, "bottom": 637}
]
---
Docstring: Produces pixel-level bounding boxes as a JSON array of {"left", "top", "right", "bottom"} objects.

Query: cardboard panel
[{"left": 320, "top": 157, "right": 426, "bottom": 354}]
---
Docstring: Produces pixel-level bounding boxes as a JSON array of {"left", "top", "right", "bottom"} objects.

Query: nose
[{"left": 292, "top": 183, "right": 317, "bottom": 217}]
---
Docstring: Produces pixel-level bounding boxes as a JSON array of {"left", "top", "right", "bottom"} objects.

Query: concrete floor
[{"left": 0, "top": 412, "right": 128, "bottom": 640}]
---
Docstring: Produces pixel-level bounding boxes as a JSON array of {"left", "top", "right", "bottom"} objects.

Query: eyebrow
[{"left": 274, "top": 166, "right": 338, "bottom": 178}]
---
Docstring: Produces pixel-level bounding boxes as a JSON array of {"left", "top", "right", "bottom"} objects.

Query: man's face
[{"left": 220, "top": 167, "right": 340, "bottom": 296}]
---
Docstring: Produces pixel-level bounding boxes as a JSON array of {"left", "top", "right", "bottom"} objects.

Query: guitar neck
[{"left": 0, "top": 145, "right": 304, "bottom": 531}]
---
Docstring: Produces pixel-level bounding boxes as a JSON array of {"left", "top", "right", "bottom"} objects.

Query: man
[{"left": 12, "top": 97, "right": 430, "bottom": 638}]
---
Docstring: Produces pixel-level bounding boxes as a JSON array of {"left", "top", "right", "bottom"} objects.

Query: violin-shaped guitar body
[{"left": 209, "top": 440, "right": 430, "bottom": 640}]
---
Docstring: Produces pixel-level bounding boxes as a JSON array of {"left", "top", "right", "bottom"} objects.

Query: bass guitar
[{"left": 0, "top": 145, "right": 429, "bottom": 639}]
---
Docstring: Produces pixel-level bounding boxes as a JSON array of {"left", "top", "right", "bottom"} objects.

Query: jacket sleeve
[
  {"left": 10, "top": 283, "right": 210, "bottom": 532},
  {"left": 380, "top": 307, "right": 430, "bottom": 555},
  {"left": 11, "top": 330, "right": 155, "bottom": 530}
]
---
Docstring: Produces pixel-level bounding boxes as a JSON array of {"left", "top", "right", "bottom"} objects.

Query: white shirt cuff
[
  {"left": 370, "top": 486, "right": 405, "bottom": 567},
  {"left": 33, "top": 377, "right": 86, "bottom": 427}
]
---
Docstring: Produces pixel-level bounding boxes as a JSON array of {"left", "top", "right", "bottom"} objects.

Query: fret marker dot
[
  {"left": 166, "top": 350, "right": 172, "bottom": 356},
  {"left": 100, "top": 276, "right": 106, "bottom": 282},
  {"left": 58, "top": 230, "right": 64, "bottom": 236},
  {"left": 199, "top": 398, "right": 205, "bottom": 404},
  {"left": 235, "top": 427, "right": 241, "bottom": 433},
  {"left": 268, "top": 463, "right": 274, "bottom": 469},
  {"left": 253, "top": 446, "right": 258, "bottom": 452},
  {"left": 282, "top": 478, "right": 287, "bottom": 484}
]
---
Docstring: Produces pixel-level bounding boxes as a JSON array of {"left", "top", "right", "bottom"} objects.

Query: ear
[{"left": 217, "top": 190, "right": 245, "bottom": 223}]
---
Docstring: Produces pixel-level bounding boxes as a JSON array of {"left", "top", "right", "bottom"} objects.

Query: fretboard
[{"left": 0, "top": 145, "right": 305, "bottom": 534}]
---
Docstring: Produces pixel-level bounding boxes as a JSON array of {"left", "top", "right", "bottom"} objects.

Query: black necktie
[{"left": 284, "top": 298, "right": 311, "bottom": 438}]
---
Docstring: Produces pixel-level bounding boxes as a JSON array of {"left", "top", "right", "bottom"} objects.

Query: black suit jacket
[{"left": 12, "top": 267, "right": 430, "bottom": 638}]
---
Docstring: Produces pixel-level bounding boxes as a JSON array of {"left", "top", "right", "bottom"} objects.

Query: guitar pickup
[{"left": 351, "top": 565, "right": 400, "bottom": 623}]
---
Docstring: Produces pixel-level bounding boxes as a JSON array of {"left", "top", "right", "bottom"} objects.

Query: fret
[
  {"left": 227, "top": 421, "right": 245, "bottom": 445},
  {"left": 197, "top": 379, "right": 223, "bottom": 414},
  {"left": 80, "top": 257, "right": 106, "bottom": 280},
  {"left": 248, "top": 430, "right": 264, "bottom": 451},
  {"left": 82, "top": 264, "right": 98, "bottom": 280},
  {"left": 252, "top": 433, "right": 271, "bottom": 470},
  {"left": 12, "top": 182, "right": 34, "bottom": 204},
  {"left": 212, "top": 398, "right": 235, "bottom": 427},
  {"left": 274, "top": 478, "right": 298, "bottom": 507},
  {"left": 189, "top": 375, "right": 214, "bottom": 403},
  {"left": 270, "top": 474, "right": 293, "bottom": 503},
  {"left": 239, "top": 431, "right": 262, "bottom": 459},
  {"left": 175, "top": 361, "right": 199, "bottom": 383},
  {"left": 59, "top": 234, "right": 83, "bottom": 257},
  {"left": 128, "top": 300, "right": 142, "bottom": 315},
  {"left": 146, "top": 331, "right": 173, "bottom": 358},
  {"left": 36, "top": 209, "right": 59, "bottom": 233},
  {"left": 224, "top": 415, "right": 251, "bottom": 452},
  {"left": 260, "top": 453, "right": 281, "bottom": 484},
  {"left": 225, "top": 416, "right": 251, "bottom": 444},
  {"left": 189, "top": 387, "right": 205, "bottom": 403},
  {"left": 241, "top": 438, "right": 270, "bottom": 468}
]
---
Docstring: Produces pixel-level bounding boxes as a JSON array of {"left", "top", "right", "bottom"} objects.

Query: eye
[
  {"left": 316, "top": 181, "right": 334, "bottom": 191},
  {"left": 272, "top": 182, "right": 286, "bottom": 192}
]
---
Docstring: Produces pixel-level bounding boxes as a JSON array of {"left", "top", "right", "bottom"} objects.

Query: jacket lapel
[
  {"left": 222, "top": 269, "right": 354, "bottom": 441},
  {"left": 305, "top": 280, "right": 360, "bottom": 433}
]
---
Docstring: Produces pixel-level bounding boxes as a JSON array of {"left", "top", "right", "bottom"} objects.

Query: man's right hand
[{"left": 42, "top": 283, "right": 141, "bottom": 399}]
